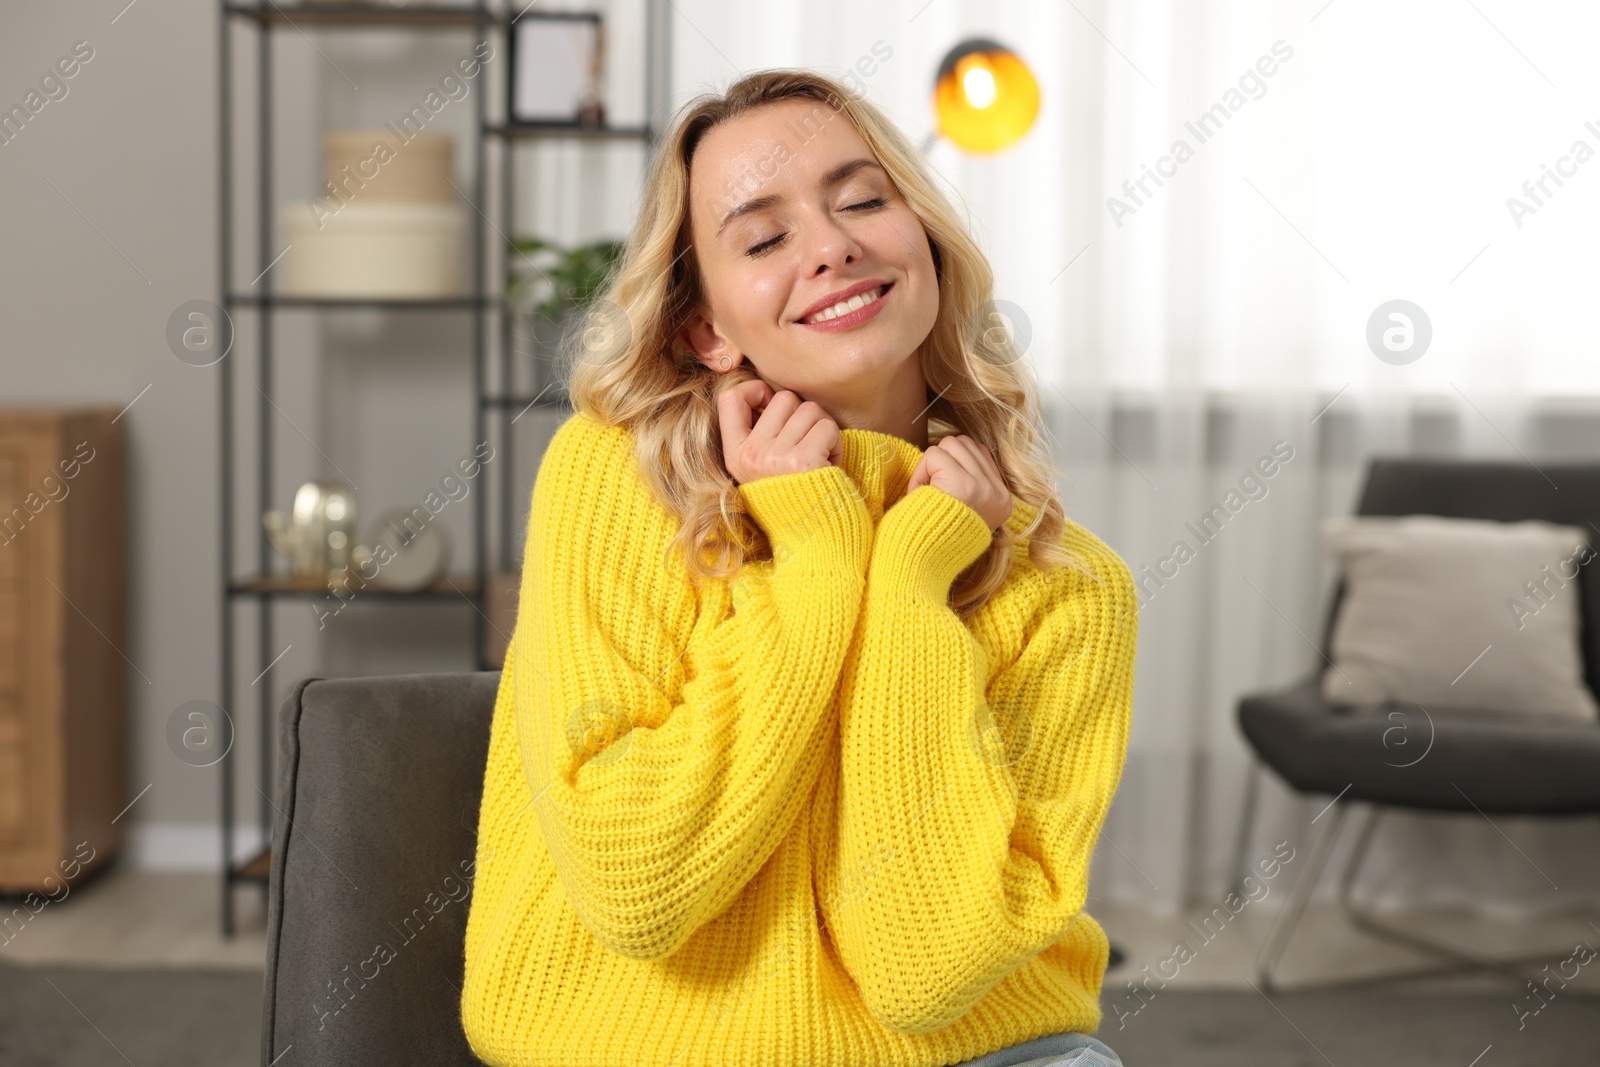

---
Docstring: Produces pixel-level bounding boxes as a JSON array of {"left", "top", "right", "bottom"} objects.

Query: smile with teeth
[{"left": 800, "top": 284, "right": 889, "bottom": 324}]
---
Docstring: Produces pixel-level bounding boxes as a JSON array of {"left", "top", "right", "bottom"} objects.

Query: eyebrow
[{"left": 716, "top": 158, "right": 886, "bottom": 238}]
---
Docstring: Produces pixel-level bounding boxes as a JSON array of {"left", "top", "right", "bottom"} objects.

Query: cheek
[
  {"left": 875, "top": 209, "right": 936, "bottom": 295},
  {"left": 744, "top": 271, "right": 791, "bottom": 321},
  {"left": 876, "top": 209, "right": 937, "bottom": 286},
  {"left": 708, "top": 263, "right": 790, "bottom": 336},
  {"left": 880, "top": 206, "right": 929, "bottom": 257},
  {"left": 745, "top": 269, "right": 786, "bottom": 301}
]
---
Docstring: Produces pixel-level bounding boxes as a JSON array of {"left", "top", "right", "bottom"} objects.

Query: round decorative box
[
  {"left": 321, "top": 128, "right": 454, "bottom": 204},
  {"left": 282, "top": 200, "right": 463, "bottom": 298}
]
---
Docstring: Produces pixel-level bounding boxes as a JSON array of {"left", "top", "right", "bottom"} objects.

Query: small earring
[{"left": 719, "top": 355, "right": 733, "bottom": 370}]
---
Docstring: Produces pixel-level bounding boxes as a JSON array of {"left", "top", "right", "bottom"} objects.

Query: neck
[{"left": 811, "top": 356, "right": 932, "bottom": 450}]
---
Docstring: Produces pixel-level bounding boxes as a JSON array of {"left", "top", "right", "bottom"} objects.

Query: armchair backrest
[
  {"left": 1319, "top": 458, "right": 1600, "bottom": 698},
  {"left": 261, "top": 671, "right": 501, "bottom": 1067}
]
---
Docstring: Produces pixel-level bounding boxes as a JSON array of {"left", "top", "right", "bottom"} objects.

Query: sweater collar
[
  {"left": 838, "top": 427, "right": 924, "bottom": 523},
  {"left": 837, "top": 426, "right": 1039, "bottom": 536}
]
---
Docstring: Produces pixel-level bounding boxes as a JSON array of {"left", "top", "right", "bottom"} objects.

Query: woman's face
[{"left": 680, "top": 98, "right": 939, "bottom": 410}]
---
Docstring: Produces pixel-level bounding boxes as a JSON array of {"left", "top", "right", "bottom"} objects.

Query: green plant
[{"left": 506, "top": 236, "right": 626, "bottom": 323}]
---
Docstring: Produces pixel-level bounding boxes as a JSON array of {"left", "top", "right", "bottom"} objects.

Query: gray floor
[
  {"left": 0, "top": 957, "right": 262, "bottom": 1067},
  {"left": 4, "top": 868, "right": 1599, "bottom": 1065},
  {"left": 4, "top": 958, "right": 1595, "bottom": 1067},
  {"left": 1105, "top": 988, "right": 1598, "bottom": 1066}
]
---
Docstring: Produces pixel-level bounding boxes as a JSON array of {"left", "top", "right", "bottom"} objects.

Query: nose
[{"left": 800, "top": 203, "right": 865, "bottom": 277}]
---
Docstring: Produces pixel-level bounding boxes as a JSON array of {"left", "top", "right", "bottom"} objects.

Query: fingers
[
  {"left": 910, "top": 435, "right": 1012, "bottom": 532},
  {"left": 719, "top": 385, "right": 842, "bottom": 482},
  {"left": 933, "top": 435, "right": 991, "bottom": 481},
  {"left": 774, "top": 397, "right": 828, "bottom": 452},
  {"left": 919, "top": 437, "right": 983, "bottom": 497},
  {"left": 906, "top": 454, "right": 929, "bottom": 490},
  {"left": 748, "top": 389, "right": 805, "bottom": 457},
  {"left": 802, "top": 416, "right": 844, "bottom": 468},
  {"left": 717, "top": 379, "right": 774, "bottom": 453},
  {"left": 774, "top": 395, "right": 844, "bottom": 470}
]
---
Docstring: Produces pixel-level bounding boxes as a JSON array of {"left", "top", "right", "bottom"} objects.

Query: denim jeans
[{"left": 946, "top": 1031, "right": 1123, "bottom": 1067}]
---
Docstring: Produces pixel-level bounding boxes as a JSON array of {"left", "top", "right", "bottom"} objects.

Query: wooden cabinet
[{"left": 0, "top": 409, "right": 124, "bottom": 893}]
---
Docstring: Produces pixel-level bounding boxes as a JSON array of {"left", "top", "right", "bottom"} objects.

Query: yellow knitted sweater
[{"left": 460, "top": 410, "right": 1138, "bottom": 1067}]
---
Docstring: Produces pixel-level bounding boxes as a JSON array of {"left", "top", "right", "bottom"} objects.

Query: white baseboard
[{"left": 125, "top": 822, "right": 270, "bottom": 871}]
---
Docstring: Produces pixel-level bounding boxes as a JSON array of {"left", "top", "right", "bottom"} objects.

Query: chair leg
[
  {"left": 1256, "top": 804, "right": 1600, "bottom": 995},
  {"left": 1230, "top": 756, "right": 1262, "bottom": 897},
  {"left": 1256, "top": 801, "right": 1348, "bottom": 992},
  {"left": 1334, "top": 808, "right": 1600, "bottom": 996}
]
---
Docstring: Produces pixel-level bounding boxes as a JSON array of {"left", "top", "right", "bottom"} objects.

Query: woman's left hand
[{"left": 905, "top": 435, "right": 1013, "bottom": 534}]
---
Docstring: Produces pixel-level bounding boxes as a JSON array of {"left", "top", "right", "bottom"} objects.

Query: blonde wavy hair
[{"left": 558, "top": 68, "right": 1085, "bottom": 621}]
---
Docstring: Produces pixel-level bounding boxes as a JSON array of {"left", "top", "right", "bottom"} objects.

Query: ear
[{"left": 679, "top": 308, "right": 741, "bottom": 372}]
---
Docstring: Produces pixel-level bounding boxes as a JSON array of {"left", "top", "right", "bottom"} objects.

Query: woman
[{"left": 461, "top": 69, "right": 1138, "bottom": 1067}]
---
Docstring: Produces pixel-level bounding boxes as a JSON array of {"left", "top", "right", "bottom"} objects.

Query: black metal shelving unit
[{"left": 216, "top": 1, "right": 668, "bottom": 935}]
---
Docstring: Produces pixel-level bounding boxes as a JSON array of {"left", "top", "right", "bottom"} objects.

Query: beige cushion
[{"left": 1321, "top": 515, "right": 1599, "bottom": 720}]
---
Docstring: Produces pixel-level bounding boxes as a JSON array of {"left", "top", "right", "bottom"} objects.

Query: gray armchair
[
  {"left": 255, "top": 674, "right": 1114, "bottom": 1067},
  {"left": 1234, "top": 458, "right": 1600, "bottom": 990},
  {"left": 260, "top": 671, "right": 500, "bottom": 1067}
]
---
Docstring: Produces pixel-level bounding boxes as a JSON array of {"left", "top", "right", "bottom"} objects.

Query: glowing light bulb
[
  {"left": 962, "top": 66, "right": 997, "bottom": 109},
  {"left": 930, "top": 38, "right": 1040, "bottom": 154}
]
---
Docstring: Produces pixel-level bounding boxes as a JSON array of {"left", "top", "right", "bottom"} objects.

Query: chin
[{"left": 827, "top": 347, "right": 921, "bottom": 390}]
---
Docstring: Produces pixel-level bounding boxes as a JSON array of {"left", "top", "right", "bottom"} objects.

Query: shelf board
[
  {"left": 227, "top": 294, "right": 496, "bottom": 310},
  {"left": 488, "top": 122, "right": 652, "bottom": 141},
  {"left": 226, "top": 3, "right": 493, "bottom": 28},
  {"left": 230, "top": 573, "right": 483, "bottom": 598},
  {"left": 482, "top": 392, "right": 572, "bottom": 411},
  {"left": 232, "top": 844, "right": 272, "bottom": 883}
]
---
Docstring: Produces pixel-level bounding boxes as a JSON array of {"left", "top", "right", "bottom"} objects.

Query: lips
[
  {"left": 795, "top": 279, "right": 893, "bottom": 324},
  {"left": 795, "top": 283, "right": 893, "bottom": 332}
]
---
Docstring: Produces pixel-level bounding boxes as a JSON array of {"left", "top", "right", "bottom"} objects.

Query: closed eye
[{"left": 745, "top": 198, "right": 889, "bottom": 258}]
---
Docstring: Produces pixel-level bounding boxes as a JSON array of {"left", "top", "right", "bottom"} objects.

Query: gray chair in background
[
  {"left": 1233, "top": 458, "right": 1600, "bottom": 991},
  {"left": 260, "top": 671, "right": 499, "bottom": 1067}
]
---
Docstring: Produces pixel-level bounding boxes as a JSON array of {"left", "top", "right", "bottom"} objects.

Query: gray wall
[{"left": 1, "top": 2, "right": 651, "bottom": 871}]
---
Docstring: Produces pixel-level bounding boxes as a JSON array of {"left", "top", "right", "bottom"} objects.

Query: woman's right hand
[{"left": 718, "top": 379, "right": 843, "bottom": 486}]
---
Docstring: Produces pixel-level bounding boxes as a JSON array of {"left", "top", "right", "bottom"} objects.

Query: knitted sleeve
[
  {"left": 513, "top": 414, "right": 873, "bottom": 962},
  {"left": 815, "top": 485, "right": 1138, "bottom": 1033}
]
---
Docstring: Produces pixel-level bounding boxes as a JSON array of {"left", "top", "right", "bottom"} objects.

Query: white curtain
[{"left": 671, "top": 0, "right": 1600, "bottom": 914}]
